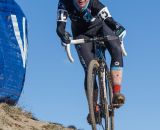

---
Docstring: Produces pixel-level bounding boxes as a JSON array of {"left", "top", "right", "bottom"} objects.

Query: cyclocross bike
[{"left": 65, "top": 35, "right": 127, "bottom": 130}]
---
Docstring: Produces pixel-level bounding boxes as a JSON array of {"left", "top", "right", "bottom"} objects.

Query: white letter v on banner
[{"left": 11, "top": 15, "right": 28, "bottom": 68}]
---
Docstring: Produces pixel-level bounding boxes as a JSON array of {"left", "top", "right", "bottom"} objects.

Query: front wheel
[
  {"left": 87, "top": 60, "right": 99, "bottom": 130},
  {"left": 87, "top": 59, "right": 114, "bottom": 130}
]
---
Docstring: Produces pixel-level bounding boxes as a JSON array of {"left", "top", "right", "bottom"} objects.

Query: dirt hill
[{"left": 0, "top": 103, "right": 77, "bottom": 130}]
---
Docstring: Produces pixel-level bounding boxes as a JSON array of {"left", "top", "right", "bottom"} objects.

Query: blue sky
[{"left": 16, "top": 0, "right": 160, "bottom": 130}]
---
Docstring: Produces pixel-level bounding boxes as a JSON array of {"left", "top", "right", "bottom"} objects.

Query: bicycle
[{"left": 65, "top": 35, "right": 126, "bottom": 130}]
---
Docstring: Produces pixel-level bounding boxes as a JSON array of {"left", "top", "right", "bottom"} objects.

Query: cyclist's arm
[
  {"left": 93, "top": 0, "right": 126, "bottom": 33},
  {"left": 56, "top": 0, "right": 68, "bottom": 40}
]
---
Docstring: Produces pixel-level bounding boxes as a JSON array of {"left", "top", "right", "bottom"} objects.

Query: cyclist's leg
[
  {"left": 74, "top": 35, "right": 100, "bottom": 122},
  {"left": 73, "top": 22, "right": 103, "bottom": 93},
  {"left": 74, "top": 35, "right": 98, "bottom": 91},
  {"left": 101, "top": 23, "right": 125, "bottom": 106}
]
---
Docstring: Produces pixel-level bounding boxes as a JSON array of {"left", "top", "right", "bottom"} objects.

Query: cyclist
[
  {"left": 56, "top": 0, "right": 126, "bottom": 110},
  {"left": 0, "top": 0, "right": 28, "bottom": 105}
]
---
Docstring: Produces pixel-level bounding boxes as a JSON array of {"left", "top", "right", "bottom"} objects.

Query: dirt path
[{"left": 0, "top": 103, "right": 76, "bottom": 130}]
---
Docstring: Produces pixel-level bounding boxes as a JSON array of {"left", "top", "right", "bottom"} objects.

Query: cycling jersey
[{"left": 57, "top": 0, "right": 120, "bottom": 37}]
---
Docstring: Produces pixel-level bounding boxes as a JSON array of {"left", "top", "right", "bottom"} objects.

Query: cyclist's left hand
[
  {"left": 61, "top": 31, "right": 72, "bottom": 47},
  {"left": 115, "top": 26, "right": 127, "bottom": 56}
]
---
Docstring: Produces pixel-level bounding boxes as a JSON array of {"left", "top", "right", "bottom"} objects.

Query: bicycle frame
[
  {"left": 94, "top": 41, "right": 114, "bottom": 130},
  {"left": 93, "top": 41, "right": 109, "bottom": 110}
]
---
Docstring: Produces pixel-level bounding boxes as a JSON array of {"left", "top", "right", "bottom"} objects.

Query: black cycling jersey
[{"left": 57, "top": 0, "right": 119, "bottom": 37}]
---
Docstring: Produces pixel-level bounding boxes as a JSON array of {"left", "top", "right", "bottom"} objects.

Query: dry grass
[{"left": 0, "top": 103, "right": 76, "bottom": 130}]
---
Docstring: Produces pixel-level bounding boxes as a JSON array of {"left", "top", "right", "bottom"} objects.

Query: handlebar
[
  {"left": 70, "top": 35, "right": 118, "bottom": 44},
  {"left": 65, "top": 35, "right": 127, "bottom": 63}
]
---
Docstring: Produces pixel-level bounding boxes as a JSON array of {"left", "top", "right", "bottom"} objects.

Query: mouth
[
  {"left": 77, "top": 0, "right": 86, "bottom": 8},
  {"left": 78, "top": 0, "right": 85, "bottom": 3}
]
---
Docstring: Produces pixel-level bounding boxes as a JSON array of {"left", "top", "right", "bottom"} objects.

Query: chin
[{"left": 79, "top": 5, "right": 85, "bottom": 9}]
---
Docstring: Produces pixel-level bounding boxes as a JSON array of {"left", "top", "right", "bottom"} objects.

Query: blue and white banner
[{"left": 0, "top": 0, "right": 28, "bottom": 105}]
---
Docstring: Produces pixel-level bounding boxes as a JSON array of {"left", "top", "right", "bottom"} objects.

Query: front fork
[
  {"left": 99, "top": 61, "right": 115, "bottom": 116},
  {"left": 98, "top": 62, "right": 109, "bottom": 116},
  {"left": 99, "top": 62, "right": 107, "bottom": 100}
]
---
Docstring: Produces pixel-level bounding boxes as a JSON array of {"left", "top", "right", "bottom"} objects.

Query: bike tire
[
  {"left": 87, "top": 60, "right": 100, "bottom": 130},
  {"left": 87, "top": 60, "right": 114, "bottom": 130},
  {"left": 97, "top": 62, "right": 113, "bottom": 130}
]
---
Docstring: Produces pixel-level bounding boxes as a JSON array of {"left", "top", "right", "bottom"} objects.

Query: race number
[
  {"left": 57, "top": 9, "right": 68, "bottom": 22},
  {"left": 98, "top": 7, "right": 111, "bottom": 20}
]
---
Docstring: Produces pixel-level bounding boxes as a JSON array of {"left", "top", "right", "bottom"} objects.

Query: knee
[
  {"left": 109, "top": 41, "right": 123, "bottom": 67},
  {"left": 112, "top": 41, "right": 122, "bottom": 55}
]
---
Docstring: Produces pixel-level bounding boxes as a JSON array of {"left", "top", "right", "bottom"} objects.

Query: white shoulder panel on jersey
[
  {"left": 57, "top": 9, "right": 68, "bottom": 22},
  {"left": 98, "top": 7, "right": 111, "bottom": 21}
]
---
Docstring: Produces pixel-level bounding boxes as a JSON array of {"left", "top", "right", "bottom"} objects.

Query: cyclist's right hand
[{"left": 61, "top": 31, "right": 71, "bottom": 46}]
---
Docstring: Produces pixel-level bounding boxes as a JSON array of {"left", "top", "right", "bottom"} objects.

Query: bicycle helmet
[{"left": 73, "top": 0, "right": 90, "bottom": 11}]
